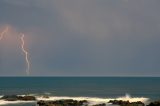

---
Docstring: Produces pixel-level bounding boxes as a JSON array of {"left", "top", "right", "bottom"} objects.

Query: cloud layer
[{"left": 0, "top": 0, "right": 160, "bottom": 76}]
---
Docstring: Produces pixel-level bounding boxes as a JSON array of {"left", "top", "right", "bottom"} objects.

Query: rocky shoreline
[
  {"left": 0, "top": 95, "right": 160, "bottom": 106},
  {"left": 1, "top": 95, "right": 36, "bottom": 101}
]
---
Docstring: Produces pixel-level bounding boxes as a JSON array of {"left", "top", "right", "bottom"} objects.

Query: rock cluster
[
  {"left": 147, "top": 100, "right": 160, "bottom": 106},
  {"left": 1, "top": 95, "right": 36, "bottom": 101},
  {"left": 92, "top": 103, "right": 106, "bottom": 106},
  {"left": 108, "top": 100, "right": 145, "bottom": 106},
  {"left": 37, "top": 99, "right": 88, "bottom": 106},
  {"left": 37, "top": 99, "right": 106, "bottom": 106}
]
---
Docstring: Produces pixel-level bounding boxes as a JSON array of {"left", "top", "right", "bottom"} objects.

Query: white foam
[
  {"left": 44, "top": 92, "right": 51, "bottom": 95},
  {"left": 0, "top": 100, "right": 35, "bottom": 105},
  {"left": 116, "top": 94, "right": 149, "bottom": 103}
]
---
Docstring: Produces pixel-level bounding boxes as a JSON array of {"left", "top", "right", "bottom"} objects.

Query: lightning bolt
[
  {"left": 20, "top": 34, "right": 30, "bottom": 75},
  {"left": 0, "top": 27, "right": 8, "bottom": 40},
  {"left": 0, "top": 26, "right": 31, "bottom": 75}
]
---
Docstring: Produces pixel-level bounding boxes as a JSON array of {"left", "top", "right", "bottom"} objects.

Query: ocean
[{"left": 0, "top": 77, "right": 159, "bottom": 106}]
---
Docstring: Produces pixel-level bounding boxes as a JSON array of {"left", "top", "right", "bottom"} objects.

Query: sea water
[{"left": 0, "top": 77, "right": 159, "bottom": 106}]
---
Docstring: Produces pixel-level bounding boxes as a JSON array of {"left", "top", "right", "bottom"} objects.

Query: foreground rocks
[
  {"left": 37, "top": 99, "right": 88, "bottom": 106},
  {"left": 92, "top": 103, "right": 106, "bottom": 106},
  {"left": 108, "top": 100, "right": 145, "bottom": 106},
  {"left": 147, "top": 100, "right": 160, "bottom": 106},
  {"left": 1, "top": 95, "right": 36, "bottom": 101},
  {"left": 37, "top": 99, "right": 106, "bottom": 106}
]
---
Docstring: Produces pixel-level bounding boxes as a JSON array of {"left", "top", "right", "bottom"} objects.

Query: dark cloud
[{"left": 0, "top": 0, "right": 160, "bottom": 76}]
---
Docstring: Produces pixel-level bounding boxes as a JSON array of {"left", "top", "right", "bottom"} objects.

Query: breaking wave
[{"left": 0, "top": 100, "right": 35, "bottom": 105}]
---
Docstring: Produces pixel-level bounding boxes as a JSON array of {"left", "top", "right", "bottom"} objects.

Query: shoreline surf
[{"left": 0, "top": 94, "right": 149, "bottom": 105}]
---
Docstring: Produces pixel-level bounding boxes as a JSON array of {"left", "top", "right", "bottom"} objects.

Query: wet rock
[
  {"left": 92, "top": 103, "right": 106, "bottom": 106},
  {"left": 147, "top": 100, "right": 160, "bottom": 106},
  {"left": 37, "top": 99, "right": 88, "bottom": 106},
  {"left": 42, "top": 95, "right": 49, "bottom": 98},
  {"left": 108, "top": 100, "right": 145, "bottom": 106},
  {"left": 1, "top": 95, "right": 19, "bottom": 101},
  {"left": 1, "top": 95, "right": 36, "bottom": 101},
  {"left": 18, "top": 96, "right": 36, "bottom": 101}
]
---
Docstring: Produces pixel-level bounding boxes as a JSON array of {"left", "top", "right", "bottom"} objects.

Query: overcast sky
[{"left": 0, "top": 0, "right": 160, "bottom": 76}]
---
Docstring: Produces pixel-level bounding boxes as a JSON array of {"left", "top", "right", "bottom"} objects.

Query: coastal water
[{"left": 0, "top": 77, "right": 160, "bottom": 105}]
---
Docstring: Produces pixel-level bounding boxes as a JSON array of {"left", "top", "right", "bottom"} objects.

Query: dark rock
[
  {"left": 108, "top": 100, "right": 145, "bottom": 106},
  {"left": 147, "top": 100, "right": 160, "bottom": 106},
  {"left": 37, "top": 100, "right": 107, "bottom": 106},
  {"left": 43, "top": 95, "right": 49, "bottom": 98},
  {"left": 1, "top": 95, "right": 36, "bottom": 101},
  {"left": 1, "top": 95, "right": 19, "bottom": 101},
  {"left": 92, "top": 103, "right": 106, "bottom": 106},
  {"left": 37, "top": 99, "right": 88, "bottom": 106},
  {"left": 18, "top": 96, "right": 36, "bottom": 101}
]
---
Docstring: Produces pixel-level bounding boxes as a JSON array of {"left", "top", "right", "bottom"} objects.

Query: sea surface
[{"left": 0, "top": 77, "right": 159, "bottom": 106}]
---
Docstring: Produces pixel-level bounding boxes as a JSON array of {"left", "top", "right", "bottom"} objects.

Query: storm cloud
[{"left": 0, "top": 0, "right": 160, "bottom": 76}]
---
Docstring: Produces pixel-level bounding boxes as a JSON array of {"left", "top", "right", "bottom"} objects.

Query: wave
[
  {"left": 0, "top": 94, "right": 149, "bottom": 105},
  {"left": 0, "top": 100, "right": 35, "bottom": 105}
]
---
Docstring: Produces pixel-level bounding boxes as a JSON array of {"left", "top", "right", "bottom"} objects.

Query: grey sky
[{"left": 0, "top": 0, "right": 160, "bottom": 76}]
